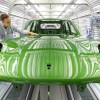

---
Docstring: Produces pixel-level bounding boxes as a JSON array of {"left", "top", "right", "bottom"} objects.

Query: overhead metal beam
[
  {"left": 10, "top": 13, "right": 30, "bottom": 20},
  {"left": 27, "top": 5, "right": 44, "bottom": 18},
  {"left": 71, "top": 14, "right": 91, "bottom": 20},
  {"left": 84, "top": 0, "right": 94, "bottom": 15},
  {"left": 8, "top": 0, "right": 19, "bottom": 14},
  {"left": 66, "top": 7, "right": 79, "bottom": 28},
  {"left": 8, "top": 0, "right": 33, "bottom": 19},
  {"left": 57, "top": 0, "right": 77, "bottom": 18},
  {"left": 33, "top": 11, "right": 67, "bottom": 12},
  {"left": 24, "top": 0, "right": 44, "bottom": 18},
  {"left": 35, "top": 15, "right": 70, "bottom": 16},
  {"left": 14, "top": 3, "right": 88, "bottom": 6}
]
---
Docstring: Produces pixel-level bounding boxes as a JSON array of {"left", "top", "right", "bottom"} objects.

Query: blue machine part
[{"left": 88, "top": 16, "right": 100, "bottom": 38}]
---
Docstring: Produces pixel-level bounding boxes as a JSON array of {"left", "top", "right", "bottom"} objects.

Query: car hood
[
  {"left": 18, "top": 36, "right": 79, "bottom": 80},
  {"left": 23, "top": 36, "right": 77, "bottom": 51}
]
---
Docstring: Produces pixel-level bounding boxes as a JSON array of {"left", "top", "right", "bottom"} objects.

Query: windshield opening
[{"left": 40, "top": 23, "right": 61, "bottom": 29}]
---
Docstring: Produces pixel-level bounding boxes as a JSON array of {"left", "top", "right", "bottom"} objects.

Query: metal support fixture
[
  {"left": 70, "top": 85, "right": 82, "bottom": 100},
  {"left": 25, "top": 85, "right": 34, "bottom": 100},
  {"left": 18, "top": 84, "right": 34, "bottom": 100},
  {"left": 66, "top": 85, "right": 74, "bottom": 100},
  {"left": 1, "top": 84, "right": 99, "bottom": 100},
  {"left": 77, "top": 84, "right": 87, "bottom": 92},
  {"left": 1, "top": 83, "right": 13, "bottom": 100},
  {"left": 31, "top": 85, "right": 39, "bottom": 100},
  {"left": 50, "top": 85, "right": 68, "bottom": 100},
  {"left": 87, "top": 84, "right": 99, "bottom": 100},
  {"left": 39, "top": 85, "right": 48, "bottom": 100},
  {"left": 18, "top": 84, "right": 30, "bottom": 100}
]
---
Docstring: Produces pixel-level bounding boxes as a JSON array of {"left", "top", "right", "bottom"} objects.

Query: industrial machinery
[{"left": 0, "top": 19, "right": 100, "bottom": 90}]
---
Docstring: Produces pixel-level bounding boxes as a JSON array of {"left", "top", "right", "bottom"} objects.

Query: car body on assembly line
[{"left": 0, "top": 19, "right": 100, "bottom": 88}]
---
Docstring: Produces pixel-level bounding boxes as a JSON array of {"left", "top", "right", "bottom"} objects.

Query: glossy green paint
[{"left": 0, "top": 19, "right": 100, "bottom": 84}]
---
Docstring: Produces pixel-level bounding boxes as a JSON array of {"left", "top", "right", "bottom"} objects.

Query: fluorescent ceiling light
[
  {"left": 15, "top": 0, "right": 26, "bottom": 4},
  {"left": 30, "top": 0, "right": 72, "bottom": 3},
  {"left": 75, "top": 0, "right": 86, "bottom": 3}
]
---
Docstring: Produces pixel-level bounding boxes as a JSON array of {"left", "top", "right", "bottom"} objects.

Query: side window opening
[
  {"left": 69, "top": 23, "right": 76, "bottom": 35},
  {"left": 61, "top": 22, "right": 67, "bottom": 34},
  {"left": 40, "top": 23, "right": 61, "bottom": 29},
  {"left": 70, "top": 23, "right": 77, "bottom": 34},
  {"left": 66, "top": 22, "right": 71, "bottom": 35},
  {"left": 25, "top": 21, "right": 33, "bottom": 31},
  {"left": 30, "top": 21, "right": 38, "bottom": 32}
]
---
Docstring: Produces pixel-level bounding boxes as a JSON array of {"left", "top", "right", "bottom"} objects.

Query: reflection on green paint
[{"left": 0, "top": 19, "right": 99, "bottom": 85}]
